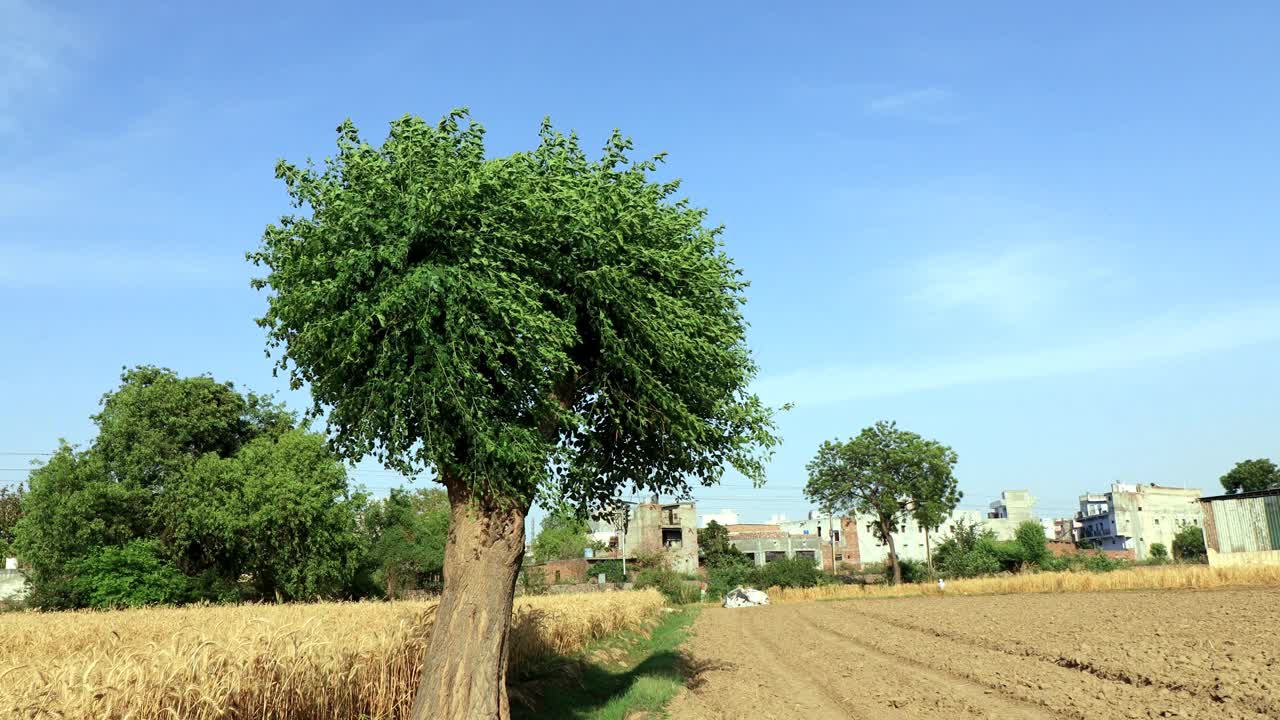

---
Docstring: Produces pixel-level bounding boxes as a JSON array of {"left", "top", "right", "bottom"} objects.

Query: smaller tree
[
  {"left": 805, "top": 421, "right": 959, "bottom": 585},
  {"left": 0, "top": 484, "right": 23, "bottom": 558},
  {"left": 363, "top": 488, "right": 450, "bottom": 598},
  {"left": 532, "top": 509, "right": 601, "bottom": 563},
  {"left": 1220, "top": 458, "right": 1279, "bottom": 495},
  {"left": 1172, "top": 525, "right": 1207, "bottom": 563},
  {"left": 1149, "top": 543, "right": 1169, "bottom": 562},
  {"left": 698, "top": 520, "right": 750, "bottom": 569},
  {"left": 1014, "top": 520, "right": 1050, "bottom": 566}
]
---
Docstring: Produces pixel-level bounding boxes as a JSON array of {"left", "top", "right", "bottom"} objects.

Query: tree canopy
[
  {"left": 1219, "top": 458, "right": 1279, "bottom": 495},
  {"left": 804, "top": 421, "right": 959, "bottom": 584},
  {"left": 250, "top": 110, "right": 781, "bottom": 514}
]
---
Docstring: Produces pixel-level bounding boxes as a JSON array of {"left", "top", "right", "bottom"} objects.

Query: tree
[
  {"left": 364, "top": 487, "right": 450, "bottom": 598},
  {"left": 0, "top": 483, "right": 24, "bottom": 558},
  {"left": 13, "top": 368, "right": 363, "bottom": 607},
  {"left": 1220, "top": 458, "right": 1279, "bottom": 494},
  {"left": 804, "top": 421, "right": 958, "bottom": 585},
  {"left": 532, "top": 508, "right": 599, "bottom": 563},
  {"left": 698, "top": 519, "right": 750, "bottom": 569},
  {"left": 250, "top": 110, "right": 781, "bottom": 719},
  {"left": 1013, "top": 520, "right": 1050, "bottom": 566},
  {"left": 1149, "top": 543, "right": 1169, "bottom": 561},
  {"left": 1172, "top": 524, "right": 1207, "bottom": 563}
]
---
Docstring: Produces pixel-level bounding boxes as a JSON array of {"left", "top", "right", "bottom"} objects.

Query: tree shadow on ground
[{"left": 511, "top": 635, "right": 720, "bottom": 719}]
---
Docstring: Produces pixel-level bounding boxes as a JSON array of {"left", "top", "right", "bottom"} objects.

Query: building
[
  {"left": 1051, "top": 517, "right": 1079, "bottom": 543},
  {"left": 0, "top": 558, "right": 24, "bottom": 603},
  {"left": 1077, "top": 483, "right": 1203, "bottom": 561},
  {"left": 699, "top": 509, "right": 739, "bottom": 528},
  {"left": 983, "top": 490, "right": 1038, "bottom": 540},
  {"left": 1199, "top": 488, "right": 1280, "bottom": 567},
  {"left": 586, "top": 499, "right": 699, "bottom": 574},
  {"left": 724, "top": 516, "right": 859, "bottom": 571}
]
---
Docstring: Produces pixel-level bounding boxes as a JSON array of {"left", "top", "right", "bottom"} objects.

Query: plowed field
[{"left": 669, "top": 588, "right": 1280, "bottom": 719}]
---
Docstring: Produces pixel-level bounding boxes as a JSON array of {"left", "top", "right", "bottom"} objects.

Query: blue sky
[{"left": 2, "top": 1, "right": 1278, "bottom": 524}]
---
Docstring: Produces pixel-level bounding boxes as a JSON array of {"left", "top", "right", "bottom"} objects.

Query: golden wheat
[
  {"left": 0, "top": 589, "right": 666, "bottom": 720},
  {"left": 769, "top": 563, "right": 1280, "bottom": 602}
]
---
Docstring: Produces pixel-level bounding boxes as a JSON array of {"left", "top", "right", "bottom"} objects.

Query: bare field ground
[{"left": 669, "top": 588, "right": 1280, "bottom": 719}]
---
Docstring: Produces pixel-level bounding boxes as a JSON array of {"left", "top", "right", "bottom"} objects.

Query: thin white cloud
[
  {"left": 909, "top": 245, "right": 1108, "bottom": 323},
  {"left": 0, "top": 0, "right": 79, "bottom": 132},
  {"left": 0, "top": 244, "right": 246, "bottom": 290},
  {"left": 866, "top": 87, "right": 952, "bottom": 116},
  {"left": 755, "top": 302, "right": 1280, "bottom": 407}
]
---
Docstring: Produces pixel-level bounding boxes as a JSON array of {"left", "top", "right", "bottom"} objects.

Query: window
[
  {"left": 795, "top": 550, "right": 817, "bottom": 565},
  {"left": 662, "top": 528, "right": 682, "bottom": 548},
  {"left": 835, "top": 554, "right": 844, "bottom": 561},
  {"left": 764, "top": 551, "right": 786, "bottom": 563},
  {"left": 817, "top": 527, "right": 822, "bottom": 537},
  {"left": 833, "top": 530, "right": 841, "bottom": 543}
]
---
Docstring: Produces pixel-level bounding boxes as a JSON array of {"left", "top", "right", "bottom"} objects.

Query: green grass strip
[{"left": 514, "top": 606, "right": 701, "bottom": 720}]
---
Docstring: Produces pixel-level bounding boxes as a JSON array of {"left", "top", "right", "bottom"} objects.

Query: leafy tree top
[
  {"left": 251, "top": 111, "right": 781, "bottom": 512},
  {"left": 1219, "top": 458, "right": 1279, "bottom": 495},
  {"left": 804, "top": 420, "right": 960, "bottom": 537}
]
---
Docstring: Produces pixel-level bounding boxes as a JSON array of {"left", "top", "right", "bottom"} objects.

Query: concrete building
[
  {"left": 1199, "top": 488, "right": 1280, "bottom": 567},
  {"left": 587, "top": 499, "right": 699, "bottom": 574},
  {"left": 1051, "top": 517, "right": 1079, "bottom": 543},
  {"left": 699, "top": 509, "right": 739, "bottom": 528},
  {"left": 983, "top": 490, "right": 1038, "bottom": 540},
  {"left": 0, "top": 558, "right": 24, "bottom": 603},
  {"left": 1077, "top": 483, "right": 1203, "bottom": 560},
  {"left": 725, "top": 516, "right": 859, "bottom": 571}
]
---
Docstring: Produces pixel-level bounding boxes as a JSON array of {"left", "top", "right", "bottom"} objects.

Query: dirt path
[{"left": 668, "top": 595, "right": 1275, "bottom": 719}]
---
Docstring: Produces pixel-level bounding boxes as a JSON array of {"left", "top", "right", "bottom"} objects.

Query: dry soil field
[{"left": 670, "top": 588, "right": 1280, "bottom": 719}]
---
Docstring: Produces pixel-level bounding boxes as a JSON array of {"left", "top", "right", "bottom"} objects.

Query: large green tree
[
  {"left": 250, "top": 110, "right": 781, "bottom": 719},
  {"left": 804, "top": 421, "right": 959, "bottom": 585},
  {"left": 13, "top": 367, "right": 362, "bottom": 607},
  {"left": 1219, "top": 458, "right": 1279, "bottom": 494}
]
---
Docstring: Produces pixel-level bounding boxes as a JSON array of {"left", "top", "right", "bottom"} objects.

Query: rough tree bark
[{"left": 411, "top": 477, "right": 527, "bottom": 720}]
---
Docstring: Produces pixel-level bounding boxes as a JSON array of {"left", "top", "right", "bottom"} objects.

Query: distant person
[{"left": 937, "top": 578, "right": 946, "bottom": 593}]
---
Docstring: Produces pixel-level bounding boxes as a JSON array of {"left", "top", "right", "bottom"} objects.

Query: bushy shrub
[
  {"left": 1148, "top": 543, "right": 1169, "bottom": 562},
  {"left": 881, "top": 557, "right": 932, "bottom": 584},
  {"left": 69, "top": 540, "right": 189, "bottom": 609},
  {"left": 1172, "top": 525, "right": 1207, "bottom": 563},
  {"left": 1082, "top": 553, "right": 1127, "bottom": 572},
  {"left": 590, "top": 559, "right": 626, "bottom": 583},
  {"left": 755, "top": 556, "right": 824, "bottom": 589},
  {"left": 519, "top": 566, "right": 549, "bottom": 596},
  {"left": 633, "top": 567, "right": 699, "bottom": 604},
  {"left": 1014, "top": 521, "right": 1050, "bottom": 565}
]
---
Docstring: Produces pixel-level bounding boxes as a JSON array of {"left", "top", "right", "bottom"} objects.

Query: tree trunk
[
  {"left": 882, "top": 519, "right": 901, "bottom": 585},
  {"left": 925, "top": 526, "right": 932, "bottom": 573},
  {"left": 411, "top": 478, "right": 527, "bottom": 720}
]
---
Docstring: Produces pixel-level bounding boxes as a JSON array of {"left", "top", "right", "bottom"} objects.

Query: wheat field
[
  {"left": 0, "top": 589, "right": 666, "bottom": 720},
  {"left": 769, "top": 563, "right": 1280, "bottom": 602}
]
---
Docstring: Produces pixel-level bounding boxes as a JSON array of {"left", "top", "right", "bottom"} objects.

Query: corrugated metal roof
[
  {"left": 1200, "top": 487, "right": 1280, "bottom": 502},
  {"left": 1201, "top": 493, "right": 1280, "bottom": 554}
]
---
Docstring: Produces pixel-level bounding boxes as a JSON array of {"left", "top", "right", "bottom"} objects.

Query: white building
[
  {"left": 699, "top": 508, "right": 739, "bottom": 528},
  {"left": 983, "top": 490, "right": 1038, "bottom": 540},
  {"left": 850, "top": 509, "right": 987, "bottom": 566},
  {"left": 1076, "top": 483, "right": 1202, "bottom": 560}
]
